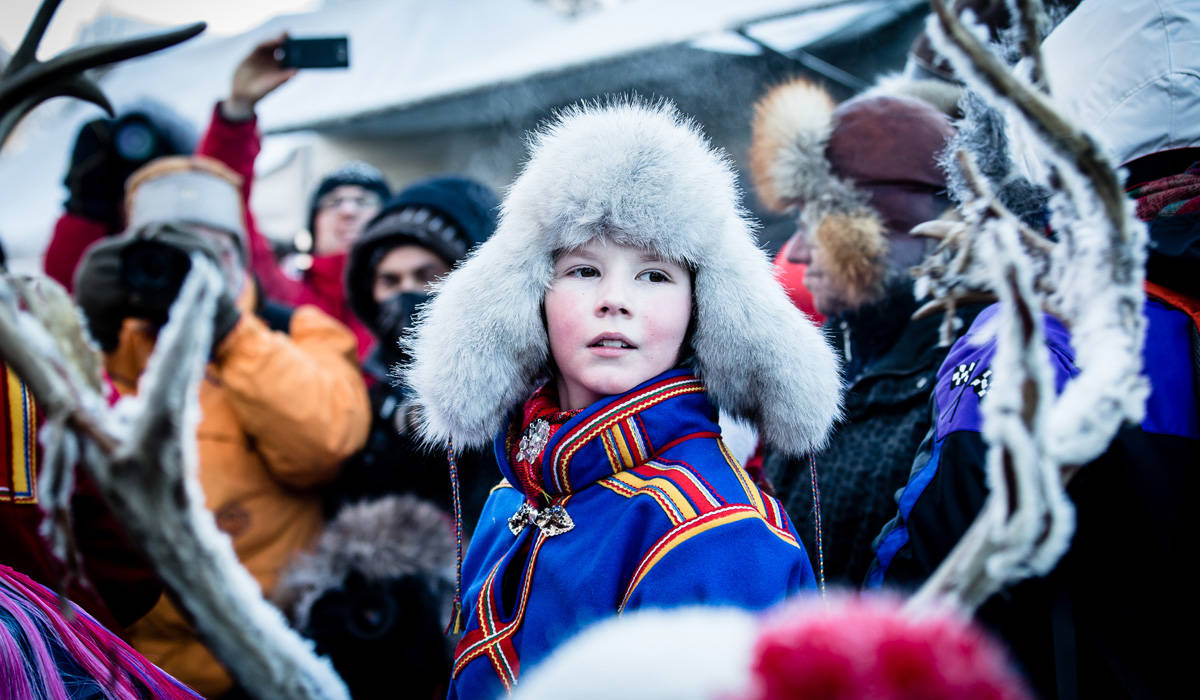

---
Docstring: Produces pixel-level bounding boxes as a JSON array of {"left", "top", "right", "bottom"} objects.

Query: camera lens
[
  {"left": 113, "top": 116, "right": 158, "bottom": 162},
  {"left": 120, "top": 241, "right": 191, "bottom": 313}
]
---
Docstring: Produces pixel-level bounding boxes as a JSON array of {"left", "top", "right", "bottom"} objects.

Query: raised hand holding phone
[{"left": 222, "top": 33, "right": 298, "bottom": 121}]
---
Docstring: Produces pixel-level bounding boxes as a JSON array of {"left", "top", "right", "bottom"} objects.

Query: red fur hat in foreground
[{"left": 749, "top": 595, "right": 1031, "bottom": 700}]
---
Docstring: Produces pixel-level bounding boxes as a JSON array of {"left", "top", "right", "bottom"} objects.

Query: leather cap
[{"left": 827, "top": 95, "right": 954, "bottom": 235}]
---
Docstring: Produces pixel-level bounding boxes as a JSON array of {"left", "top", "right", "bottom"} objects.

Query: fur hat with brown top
[{"left": 750, "top": 78, "right": 955, "bottom": 308}]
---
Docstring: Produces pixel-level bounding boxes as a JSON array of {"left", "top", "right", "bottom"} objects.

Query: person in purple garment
[{"left": 869, "top": 2, "right": 1200, "bottom": 698}]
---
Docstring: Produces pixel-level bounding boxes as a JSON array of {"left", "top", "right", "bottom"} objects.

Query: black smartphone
[{"left": 277, "top": 37, "right": 349, "bottom": 69}]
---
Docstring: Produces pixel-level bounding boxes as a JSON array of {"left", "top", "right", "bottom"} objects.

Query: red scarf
[
  {"left": 1128, "top": 161, "right": 1200, "bottom": 220},
  {"left": 507, "top": 383, "right": 579, "bottom": 504}
]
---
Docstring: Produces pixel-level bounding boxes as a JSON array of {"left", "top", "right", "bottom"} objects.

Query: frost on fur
[
  {"left": 0, "top": 263, "right": 350, "bottom": 700},
  {"left": 907, "top": 1, "right": 1149, "bottom": 613},
  {"left": 406, "top": 97, "right": 841, "bottom": 456}
]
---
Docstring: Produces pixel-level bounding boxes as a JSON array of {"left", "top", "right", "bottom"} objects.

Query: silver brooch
[
  {"left": 515, "top": 418, "right": 550, "bottom": 464},
  {"left": 507, "top": 502, "right": 575, "bottom": 537}
]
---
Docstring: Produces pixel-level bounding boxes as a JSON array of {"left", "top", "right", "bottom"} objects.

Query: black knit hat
[
  {"left": 345, "top": 175, "right": 500, "bottom": 328},
  {"left": 307, "top": 161, "right": 391, "bottom": 233}
]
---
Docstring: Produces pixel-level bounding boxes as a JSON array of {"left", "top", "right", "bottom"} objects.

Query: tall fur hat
[
  {"left": 749, "top": 78, "right": 955, "bottom": 305},
  {"left": 405, "top": 99, "right": 841, "bottom": 456}
]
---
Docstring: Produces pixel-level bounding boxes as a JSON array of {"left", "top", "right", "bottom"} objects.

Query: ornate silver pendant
[
  {"left": 534, "top": 504, "right": 575, "bottom": 536},
  {"left": 508, "top": 502, "right": 537, "bottom": 536},
  {"left": 507, "top": 502, "right": 575, "bottom": 537},
  {"left": 515, "top": 418, "right": 550, "bottom": 464}
]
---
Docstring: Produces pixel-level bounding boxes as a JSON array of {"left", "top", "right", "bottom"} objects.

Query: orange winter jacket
[{"left": 110, "top": 297, "right": 369, "bottom": 697}]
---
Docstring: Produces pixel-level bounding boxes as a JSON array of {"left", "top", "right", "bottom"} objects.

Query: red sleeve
[
  {"left": 197, "top": 103, "right": 307, "bottom": 306},
  {"left": 43, "top": 213, "right": 112, "bottom": 293}
]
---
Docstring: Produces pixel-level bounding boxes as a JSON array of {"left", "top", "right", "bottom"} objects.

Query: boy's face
[{"left": 545, "top": 239, "right": 692, "bottom": 411}]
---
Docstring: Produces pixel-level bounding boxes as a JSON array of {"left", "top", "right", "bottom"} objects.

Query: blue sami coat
[
  {"left": 449, "top": 370, "right": 815, "bottom": 698},
  {"left": 868, "top": 297, "right": 1199, "bottom": 698}
]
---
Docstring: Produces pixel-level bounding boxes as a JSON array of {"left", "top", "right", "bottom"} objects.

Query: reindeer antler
[
  {"left": 906, "top": 0, "right": 1148, "bottom": 612},
  {"left": 0, "top": 0, "right": 204, "bottom": 149},
  {"left": 0, "top": 265, "right": 350, "bottom": 700}
]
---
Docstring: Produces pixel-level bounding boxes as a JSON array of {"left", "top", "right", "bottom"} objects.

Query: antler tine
[
  {"left": 929, "top": 0, "right": 1128, "bottom": 243},
  {"left": 0, "top": 22, "right": 206, "bottom": 119},
  {"left": 4, "top": 0, "right": 62, "bottom": 78},
  {"left": 1012, "top": 0, "right": 1050, "bottom": 93},
  {"left": 0, "top": 76, "right": 112, "bottom": 149}
]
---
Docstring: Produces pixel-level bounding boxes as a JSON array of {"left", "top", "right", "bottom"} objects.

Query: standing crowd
[{"left": 2, "top": 1, "right": 1196, "bottom": 698}]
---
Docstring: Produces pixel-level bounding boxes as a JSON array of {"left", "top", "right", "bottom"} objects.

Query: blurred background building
[{"left": 0, "top": 0, "right": 927, "bottom": 273}]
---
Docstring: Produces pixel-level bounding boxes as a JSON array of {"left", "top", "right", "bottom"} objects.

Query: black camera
[{"left": 119, "top": 240, "right": 192, "bottom": 322}]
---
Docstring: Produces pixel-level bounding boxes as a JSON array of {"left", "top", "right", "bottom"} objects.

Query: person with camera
[
  {"left": 43, "top": 101, "right": 196, "bottom": 292},
  {"left": 196, "top": 33, "right": 388, "bottom": 360},
  {"left": 72, "top": 155, "right": 370, "bottom": 698}
]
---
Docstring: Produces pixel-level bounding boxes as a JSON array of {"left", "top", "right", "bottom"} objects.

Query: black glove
[{"left": 73, "top": 237, "right": 133, "bottom": 352}]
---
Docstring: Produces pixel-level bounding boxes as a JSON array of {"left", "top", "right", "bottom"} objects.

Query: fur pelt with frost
[
  {"left": 942, "top": 91, "right": 1051, "bottom": 230},
  {"left": 512, "top": 596, "right": 1031, "bottom": 700},
  {"left": 271, "top": 494, "right": 455, "bottom": 631},
  {"left": 511, "top": 607, "right": 759, "bottom": 700},
  {"left": 405, "top": 98, "right": 841, "bottom": 456}
]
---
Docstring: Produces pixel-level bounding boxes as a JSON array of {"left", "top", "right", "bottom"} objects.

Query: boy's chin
[{"left": 560, "top": 369, "right": 663, "bottom": 409}]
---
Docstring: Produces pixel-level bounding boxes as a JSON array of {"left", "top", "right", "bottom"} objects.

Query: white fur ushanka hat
[{"left": 405, "top": 99, "right": 841, "bottom": 457}]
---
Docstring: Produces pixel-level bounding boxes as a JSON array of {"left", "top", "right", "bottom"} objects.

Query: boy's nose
[{"left": 595, "top": 279, "right": 632, "bottom": 317}]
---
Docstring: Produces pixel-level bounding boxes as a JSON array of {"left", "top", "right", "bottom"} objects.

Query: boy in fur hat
[
  {"left": 405, "top": 100, "right": 841, "bottom": 698},
  {"left": 748, "top": 78, "right": 982, "bottom": 586}
]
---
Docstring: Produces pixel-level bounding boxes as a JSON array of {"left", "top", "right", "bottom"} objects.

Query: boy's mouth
[{"left": 588, "top": 333, "right": 636, "bottom": 349}]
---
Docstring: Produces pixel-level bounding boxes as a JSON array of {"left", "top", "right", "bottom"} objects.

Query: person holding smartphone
[{"left": 198, "top": 33, "right": 387, "bottom": 361}]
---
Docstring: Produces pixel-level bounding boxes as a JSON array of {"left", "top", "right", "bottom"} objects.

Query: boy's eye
[
  {"left": 568, "top": 265, "right": 599, "bottom": 278},
  {"left": 637, "top": 270, "right": 671, "bottom": 283}
]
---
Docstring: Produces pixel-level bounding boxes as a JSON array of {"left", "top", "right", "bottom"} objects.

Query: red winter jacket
[{"left": 196, "top": 104, "right": 373, "bottom": 359}]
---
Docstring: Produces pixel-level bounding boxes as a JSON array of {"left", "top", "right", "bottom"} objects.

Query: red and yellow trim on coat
[
  {"left": 718, "top": 438, "right": 794, "bottom": 534},
  {"left": 1, "top": 363, "right": 39, "bottom": 505},
  {"left": 452, "top": 494, "right": 574, "bottom": 690},
  {"left": 598, "top": 459, "right": 725, "bottom": 526},
  {"left": 548, "top": 376, "right": 703, "bottom": 492},
  {"left": 616, "top": 503, "right": 801, "bottom": 612}
]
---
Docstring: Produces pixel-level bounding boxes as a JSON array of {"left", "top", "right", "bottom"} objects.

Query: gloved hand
[
  {"left": 64, "top": 113, "right": 183, "bottom": 230},
  {"left": 73, "top": 237, "right": 133, "bottom": 352},
  {"left": 138, "top": 225, "right": 242, "bottom": 350}
]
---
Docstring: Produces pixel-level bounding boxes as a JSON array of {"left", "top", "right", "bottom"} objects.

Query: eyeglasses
[{"left": 317, "top": 192, "right": 382, "bottom": 211}]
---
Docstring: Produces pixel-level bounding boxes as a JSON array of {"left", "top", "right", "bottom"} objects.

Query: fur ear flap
[
  {"left": 692, "top": 215, "right": 842, "bottom": 455},
  {"left": 404, "top": 227, "right": 552, "bottom": 449},
  {"left": 812, "top": 212, "right": 888, "bottom": 309}
]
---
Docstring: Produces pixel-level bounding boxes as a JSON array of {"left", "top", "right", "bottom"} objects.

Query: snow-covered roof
[
  {"left": 0, "top": 0, "right": 915, "bottom": 269},
  {"left": 85, "top": 0, "right": 909, "bottom": 134}
]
